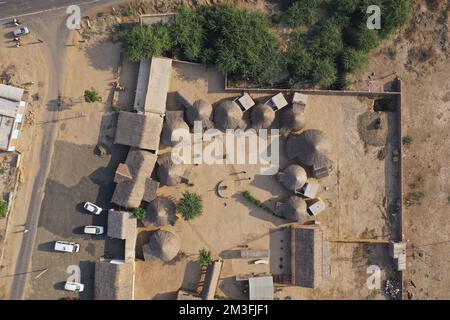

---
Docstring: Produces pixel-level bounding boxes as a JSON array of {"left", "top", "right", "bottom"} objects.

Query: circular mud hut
[
  {"left": 280, "top": 103, "right": 306, "bottom": 135},
  {"left": 286, "top": 129, "right": 332, "bottom": 170},
  {"left": 144, "top": 197, "right": 177, "bottom": 227},
  {"left": 357, "top": 111, "right": 388, "bottom": 146},
  {"left": 213, "top": 100, "right": 245, "bottom": 131},
  {"left": 250, "top": 103, "right": 275, "bottom": 130},
  {"left": 278, "top": 164, "right": 308, "bottom": 191},
  {"left": 277, "top": 196, "right": 309, "bottom": 223},
  {"left": 143, "top": 229, "right": 180, "bottom": 262},
  {"left": 185, "top": 99, "right": 214, "bottom": 130},
  {"left": 161, "top": 111, "right": 190, "bottom": 147},
  {"left": 157, "top": 154, "right": 186, "bottom": 186}
]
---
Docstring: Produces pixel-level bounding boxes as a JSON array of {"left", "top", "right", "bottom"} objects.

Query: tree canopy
[{"left": 177, "top": 191, "right": 203, "bottom": 221}]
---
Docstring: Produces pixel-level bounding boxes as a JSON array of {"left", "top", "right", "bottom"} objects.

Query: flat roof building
[
  {"left": 0, "top": 84, "right": 26, "bottom": 151},
  {"left": 249, "top": 276, "right": 274, "bottom": 300}
]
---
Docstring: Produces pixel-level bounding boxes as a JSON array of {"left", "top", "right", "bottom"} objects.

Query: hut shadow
[
  {"left": 219, "top": 250, "right": 241, "bottom": 259},
  {"left": 103, "top": 238, "right": 125, "bottom": 260},
  {"left": 218, "top": 276, "right": 246, "bottom": 300},
  {"left": 152, "top": 291, "right": 178, "bottom": 300},
  {"left": 232, "top": 192, "right": 285, "bottom": 226},
  {"left": 79, "top": 260, "right": 95, "bottom": 300},
  {"left": 116, "top": 58, "right": 139, "bottom": 109},
  {"left": 85, "top": 39, "right": 121, "bottom": 71},
  {"left": 181, "top": 260, "right": 202, "bottom": 292},
  {"left": 135, "top": 230, "right": 154, "bottom": 260}
]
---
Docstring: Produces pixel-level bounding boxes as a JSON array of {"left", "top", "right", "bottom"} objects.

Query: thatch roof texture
[
  {"left": 143, "top": 229, "right": 180, "bottom": 262},
  {"left": 144, "top": 197, "right": 176, "bottom": 227},
  {"left": 114, "top": 111, "right": 164, "bottom": 151},
  {"left": 157, "top": 154, "right": 186, "bottom": 186},
  {"left": 278, "top": 164, "right": 307, "bottom": 191},
  {"left": 278, "top": 196, "right": 309, "bottom": 223},
  {"left": 213, "top": 100, "right": 245, "bottom": 131},
  {"left": 357, "top": 111, "right": 388, "bottom": 146},
  {"left": 250, "top": 103, "right": 275, "bottom": 130},
  {"left": 107, "top": 210, "right": 137, "bottom": 240},
  {"left": 161, "top": 111, "right": 189, "bottom": 147},
  {"left": 286, "top": 130, "right": 332, "bottom": 171},
  {"left": 186, "top": 99, "right": 213, "bottom": 129},
  {"left": 94, "top": 261, "right": 134, "bottom": 300},
  {"left": 280, "top": 103, "right": 306, "bottom": 134}
]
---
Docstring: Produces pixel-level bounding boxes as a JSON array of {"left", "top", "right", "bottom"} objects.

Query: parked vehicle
[
  {"left": 84, "top": 225, "right": 104, "bottom": 235},
  {"left": 83, "top": 202, "right": 102, "bottom": 215},
  {"left": 64, "top": 281, "right": 84, "bottom": 292},
  {"left": 54, "top": 241, "right": 80, "bottom": 253},
  {"left": 13, "top": 27, "right": 30, "bottom": 37}
]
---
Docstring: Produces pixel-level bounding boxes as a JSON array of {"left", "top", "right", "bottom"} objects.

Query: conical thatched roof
[
  {"left": 143, "top": 229, "right": 180, "bottom": 262},
  {"left": 279, "top": 196, "right": 309, "bottom": 223},
  {"left": 186, "top": 99, "right": 213, "bottom": 129},
  {"left": 281, "top": 103, "right": 306, "bottom": 134},
  {"left": 250, "top": 103, "right": 275, "bottom": 130},
  {"left": 213, "top": 100, "right": 245, "bottom": 131},
  {"left": 286, "top": 130, "right": 332, "bottom": 170},
  {"left": 144, "top": 197, "right": 176, "bottom": 227},
  {"left": 357, "top": 111, "right": 388, "bottom": 146},
  {"left": 278, "top": 164, "right": 307, "bottom": 191},
  {"left": 161, "top": 111, "right": 189, "bottom": 147},
  {"left": 157, "top": 154, "right": 185, "bottom": 186}
]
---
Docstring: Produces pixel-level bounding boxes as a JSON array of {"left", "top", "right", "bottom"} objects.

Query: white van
[
  {"left": 64, "top": 281, "right": 84, "bottom": 292},
  {"left": 84, "top": 225, "right": 104, "bottom": 235},
  {"left": 54, "top": 241, "right": 80, "bottom": 253}
]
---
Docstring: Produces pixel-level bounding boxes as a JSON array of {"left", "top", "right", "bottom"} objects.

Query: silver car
[
  {"left": 83, "top": 202, "right": 102, "bottom": 215},
  {"left": 13, "top": 27, "right": 30, "bottom": 37}
]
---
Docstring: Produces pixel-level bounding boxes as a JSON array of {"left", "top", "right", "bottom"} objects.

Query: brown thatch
[
  {"left": 213, "top": 100, "right": 245, "bottom": 131},
  {"left": 161, "top": 111, "right": 190, "bottom": 147},
  {"left": 250, "top": 103, "right": 275, "bottom": 130},
  {"left": 280, "top": 103, "right": 306, "bottom": 135},
  {"left": 278, "top": 164, "right": 307, "bottom": 191},
  {"left": 111, "top": 148, "right": 157, "bottom": 208},
  {"left": 357, "top": 111, "right": 388, "bottom": 146},
  {"left": 94, "top": 261, "right": 134, "bottom": 300},
  {"left": 114, "top": 111, "right": 164, "bottom": 151},
  {"left": 143, "top": 197, "right": 176, "bottom": 227},
  {"left": 186, "top": 99, "right": 213, "bottom": 129},
  {"left": 157, "top": 154, "right": 186, "bottom": 186},
  {"left": 143, "top": 229, "right": 180, "bottom": 262},
  {"left": 290, "top": 225, "right": 324, "bottom": 288},
  {"left": 107, "top": 210, "right": 137, "bottom": 240},
  {"left": 142, "top": 178, "right": 159, "bottom": 203},
  {"left": 278, "top": 196, "right": 309, "bottom": 223},
  {"left": 286, "top": 130, "right": 332, "bottom": 170}
]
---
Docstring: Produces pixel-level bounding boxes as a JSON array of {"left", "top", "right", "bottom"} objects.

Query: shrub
[
  {"left": 350, "top": 25, "right": 380, "bottom": 52},
  {"left": 198, "top": 248, "right": 213, "bottom": 267},
  {"left": 121, "top": 22, "right": 172, "bottom": 62},
  {"left": 84, "top": 89, "right": 102, "bottom": 103},
  {"left": 402, "top": 135, "right": 414, "bottom": 145},
  {"left": 312, "top": 20, "right": 344, "bottom": 59},
  {"left": 172, "top": 5, "right": 205, "bottom": 61},
  {"left": 177, "top": 191, "right": 203, "bottom": 220},
  {"left": 242, "top": 191, "right": 272, "bottom": 214},
  {"left": 311, "top": 58, "right": 338, "bottom": 87},
  {"left": 341, "top": 47, "right": 369, "bottom": 72},
  {"left": 0, "top": 200, "right": 8, "bottom": 218},
  {"left": 133, "top": 207, "right": 146, "bottom": 220},
  {"left": 286, "top": 0, "right": 321, "bottom": 27},
  {"left": 330, "top": 0, "right": 360, "bottom": 15},
  {"left": 285, "top": 34, "right": 313, "bottom": 79}
]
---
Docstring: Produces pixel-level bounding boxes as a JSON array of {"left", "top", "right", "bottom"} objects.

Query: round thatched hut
[
  {"left": 144, "top": 197, "right": 176, "bottom": 227},
  {"left": 185, "top": 99, "right": 214, "bottom": 130},
  {"left": 143, "top": 229, "right": 180, "bottom": 262},
  {"left": 286, "top": 130, "right": 332, "bottom": 170},
  {"left": 161, "top": 111, "right": 190, "bottom": 147},
  {"left": 157, "top": 154, "right": 185, "bottom": 186},
  {"left": 280, "top": 103, "right": 306, "bottom": 135},
  {"left": 278, "top": 196, "right": 309, "bottom": 223},
  {"left": 213, "top": 100, "right": 245, "bottom": 131},
  {"left": 250, "top": 103, "right": 275, "bottom": 130},
  {"left": 278, "top": 164, "right": 307, "bottom": 191}
]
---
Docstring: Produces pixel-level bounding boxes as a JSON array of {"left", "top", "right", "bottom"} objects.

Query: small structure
[
  {"left": 250, "top": 103, "right": 275, "bottom": 130},
  {"left": 276, "top": 196, "right": 310, "bottom": 223},
  {"left": 144, "top": 197, "right": 176, "bottom": 227},
  {"left": 202, "top": 260, "right": 223, "bottom": 300},
  {"left": 234, "top": 92, "right": 255, "bottom": 111},
  {"left": 280, "top": 103, "right": 306, "bottom": 135},
  {"left": 114, "top": 111, "right": 164, "bottom": 152},
  {"left": 389, "top": 242, "right": 406, "bottom": 271},
  {"left": 161, "top": 111, "right": 189, "bottom": 147},
  {"left": 266, "top": 93, "right": 288, "bottom": 111},
  {"left": 277, "top": 164, "right": 307, "bottom": 192},
  {"left": 240, "top": 249, "right": 269, "bottom": 259},
  {"left": 94, "top": 260, "right": 135, "bottom": 300},
  {"left": 157, "top": 153, "right": 188, "bottom": 186},
  {"left": 290, "top": 225, "right": 329, "bottom": 288},
  {"left": 286, "top": 130, "right": 332, "bottom": 179},
  {"left": 248, "top": 276, "right": 274, "bottom": 300},
  {"left": 295, "top": 181, "right": 320, "bottom": 199},
  {"left": 143, "top": 229, "right": 180, "bottom": 262},
  {"left": 213, "top": 100, "right": 245, "bottom": 131},
  {"left": 292, "top": 92, "right": 308, "bottom": 106},
  {"left": 307, "top": 198, "right": 326, "bottom": 217},
  {"left": 0, "top": 84, "right": 26, "bottom": 151},
  {"left": 185, "top": 99, "right": 214, "bottom": 129}
]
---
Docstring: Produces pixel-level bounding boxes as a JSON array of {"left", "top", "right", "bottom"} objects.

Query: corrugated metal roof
[
  {"left": 249, "top": 276, "right": 274, "bottom": 300},
  {"left": 0, "top": 84, "right": 24, "bottom": 102}
]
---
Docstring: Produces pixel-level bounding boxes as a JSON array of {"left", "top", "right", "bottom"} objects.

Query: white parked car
[
  {"left": 13, "top": 27, "right": 30, "bottom": 37},
  {"left": 54, "top": 241, "right": 80, "bottom": 253},
  {"left": 83, "top": 202, "right": 102, "bottom": 215},
  {"left": 84, "top": 225, "right": 104, "bottom": 235},
  {"left": 64, "top": 281, "right": 84, "bottom": 292}
]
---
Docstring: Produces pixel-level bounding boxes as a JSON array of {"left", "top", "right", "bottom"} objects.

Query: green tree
[
  {"left": 0, "top": 200, "right": 8, "bottom": 218},
  {"left": 285, "top": 33, "right": 313, "bottom": 79},
  {"left": 198, "top": 248, "right": 213, "bottom": 267},
  {"left": 341, "top": 47, "right": 368, "bottom": 73},
  {"left": 311, "top": 58, "right": 338, "bottom": 87},
  {"left": 330, "top": 0, "right": 360, "bottom": 15},
  {"left": 312, "top": 20, "right": 344, "bottom": 59},
  {"left": 177, "top": 191, "right": 203, "bottom": 220},
  {"left": 133, "top": 207, "right": 146, "bottom": 220},
  {"left": 350, "top": 25, "right": 380, "bottom": 52},
  {"left": 84, "top": 89, "right": 102, "bottom": 103},
  {"left": 121, "top": 22, "right": 172, "bottom": 62},
  {"left": 382, "top": 0, "right": 412, "bottom": 36},
  {"left": 172, "top": 5, "right": 205, "bottom": 61},
  {"left": 286, "top": 0, "right": 321, "bottom": 27}
]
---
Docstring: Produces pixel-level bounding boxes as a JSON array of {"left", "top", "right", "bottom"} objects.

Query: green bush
[
  {"left": 341, "top": 47, "right": 369, "bottom": 72},
  {"left": 0, "top": 200, "right": 8, "bottom": 218},
  {"left": 177, "top": 191, "right": 203, "bottom": 220},
  {"left": 121, "top": 22, "right": 172, "bottom": 62},
  {"left": 285, "top": 34, "right": 313, "bottom": 79},
  {"left": 286, "top": 0, "right": 321, "bottom": 27},
  {"left": 330, "top": 0, "right": 360, "bottom": 15},
  {"left": 311, "top": 58, "right": 338, "bottom": 87},
  {"left": 382, "top": 0, "right": 412, "bottom": 37},
  {"left": 84, "top": 89, "right": 102, "bottom": 103},
  {"left": 402, "top": 135, "right": 414, "bottom": 145},
  {"left": 312, "top": 20, "right": 344, "bottom": 59},
  {"left": 172, "top": 5, "right": 205, "bottom": 61},
  {"left": 133, "top": 207, "right": 146, "bottom": 220},
  {"left": 198, "top": 248, "right": 213, "bottom": 267}
]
